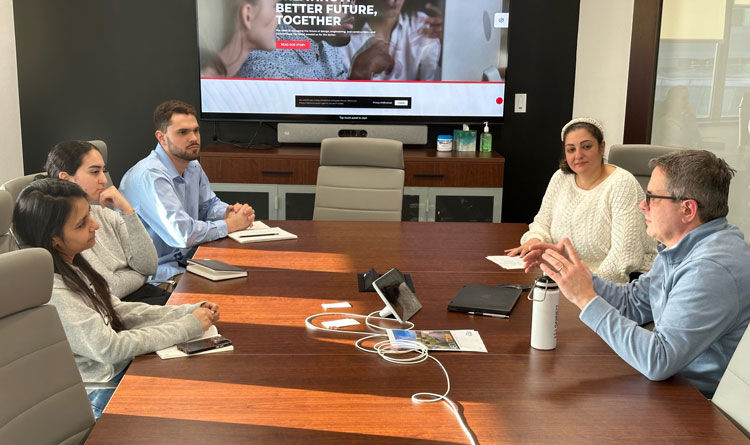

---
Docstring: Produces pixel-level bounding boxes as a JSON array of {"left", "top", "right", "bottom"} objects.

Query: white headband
[{"left": 561, "top": 117, "right": 604, "bottom": 141}]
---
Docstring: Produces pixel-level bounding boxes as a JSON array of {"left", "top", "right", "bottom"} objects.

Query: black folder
[{"left": 447, "top": 284, "right": 524, "bottom": 316}]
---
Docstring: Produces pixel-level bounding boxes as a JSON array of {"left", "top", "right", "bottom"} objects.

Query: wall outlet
[{"left": 515, "top": 93, "right": 527, "bottom": 113}]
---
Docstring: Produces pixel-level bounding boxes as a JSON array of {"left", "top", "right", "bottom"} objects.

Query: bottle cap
[
  {"left": 534, "top": 275, "right": 558, "bottom": 288},
  {"left": 483, "top": 121, "right": 489, "bottom": 133}
]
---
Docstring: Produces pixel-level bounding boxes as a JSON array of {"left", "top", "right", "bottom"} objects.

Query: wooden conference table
[{"left": 86, "top": 221, "right": 745, "bottom": 444}]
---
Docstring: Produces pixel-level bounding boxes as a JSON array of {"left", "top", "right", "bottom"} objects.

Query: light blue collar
[{"left": 154, "top": 143, "right": 184, "bottom": 180}]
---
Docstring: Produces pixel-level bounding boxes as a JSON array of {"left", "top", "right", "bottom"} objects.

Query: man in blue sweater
[{"left": 524, "top": 149, "right": 750, "bottom": 398}]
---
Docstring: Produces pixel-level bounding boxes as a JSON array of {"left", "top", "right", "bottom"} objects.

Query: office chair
[
  {"left": 0, "top": 190, "right": 14, "bottom": 254},
  {"left": 1, "top": 173, "right": 44, "bottom": 251},
  {"left": 712, "top": 323, "right": 750, "bottom": 438},
  {"left": 607, "top": 144, "right": 685, "bottom": 191},
  {"left": 0, "top": 172, "right": 43, "bottom": 203},
  {"left": 313, "top": 137, "right": 405, "bottom": 221},
  {"left": 0, "top": 248, "right": 95, "bottom": 444}
]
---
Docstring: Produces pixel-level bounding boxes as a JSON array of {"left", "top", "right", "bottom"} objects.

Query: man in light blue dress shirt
[
  {"left": 120, "top": 100, "right": 255, "bottom": 282},
  {"left": 523, "top": 150, "right": 750, "bottom": 398}
]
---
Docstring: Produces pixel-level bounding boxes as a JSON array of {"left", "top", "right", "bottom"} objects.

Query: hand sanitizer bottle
[{"left": 480, "top": 121, "right": 492, "bottom": 152}]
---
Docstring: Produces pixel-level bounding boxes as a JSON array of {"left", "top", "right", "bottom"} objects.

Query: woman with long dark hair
[{"left": 13, "top": 178, "right": 220, "bottom": 419}]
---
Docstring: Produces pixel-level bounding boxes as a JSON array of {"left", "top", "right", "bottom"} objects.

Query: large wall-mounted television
[{"left": 196, "top": 0, "right": 510, "bottom": 130}]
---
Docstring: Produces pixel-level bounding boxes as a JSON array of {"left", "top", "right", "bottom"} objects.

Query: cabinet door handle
[
  {"left": 413, "top": 173, "right": 444, "bottom": 179},
  {"left": 262, "top": 170, "right": 294, "bottom": 175}
]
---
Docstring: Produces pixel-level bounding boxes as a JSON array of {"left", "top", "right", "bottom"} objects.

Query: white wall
[
  {"left": 0, "top": 0, "right": 23, "bottom": 185},
  {"left": 573, "top": 0, "right": 634, "bottom": 153}
]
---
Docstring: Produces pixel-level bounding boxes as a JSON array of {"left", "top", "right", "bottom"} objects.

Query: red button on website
[{"left": 277, "top": 40, "right": 310, "bottom": 50}]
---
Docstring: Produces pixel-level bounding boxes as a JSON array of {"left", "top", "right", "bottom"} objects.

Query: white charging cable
[
  {"left": 306, "top": 311, "right": 477, "bottom": 445},
  {"left": 305, "top": 311, "right": 414, "bottom": 335}
]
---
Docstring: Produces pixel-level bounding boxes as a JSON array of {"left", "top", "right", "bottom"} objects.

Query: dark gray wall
[
  {"left": 14, "top": 1, "right": 201, "bottom": 180},
  {"left": 14, "top": 0, "right": 578, "bottom": 223},
  {"left": 499, "top": 0, "right": 579, "bottom": 222}
]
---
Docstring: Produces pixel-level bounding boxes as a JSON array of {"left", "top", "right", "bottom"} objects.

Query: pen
[
  {"left": 239, "top": 232, "right": 279, "bottom": 238},
  {"left": 468, "top": 311, "right": 509, "bottom": 319}
]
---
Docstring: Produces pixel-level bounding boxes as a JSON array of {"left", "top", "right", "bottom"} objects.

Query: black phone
[{"left": 176, "top": 336, "right": 232, "bottom": 354}]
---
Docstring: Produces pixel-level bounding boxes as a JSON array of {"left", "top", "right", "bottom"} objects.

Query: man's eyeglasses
[{"left": 644, "top": 192, "right": 689, "bottom": 207}]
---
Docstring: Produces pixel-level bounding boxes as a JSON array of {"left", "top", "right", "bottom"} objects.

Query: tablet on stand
[{"left": 372, "top": 268, "right": 422, "bottom": 323}]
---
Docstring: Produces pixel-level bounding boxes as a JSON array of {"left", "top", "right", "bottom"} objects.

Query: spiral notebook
[{"left": 447, "top": 284, "right": 525, "bottom": 316}]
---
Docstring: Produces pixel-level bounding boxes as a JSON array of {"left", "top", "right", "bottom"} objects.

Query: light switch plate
[{"left": 515, "top": 93, "right": 527, "bottom": 113}]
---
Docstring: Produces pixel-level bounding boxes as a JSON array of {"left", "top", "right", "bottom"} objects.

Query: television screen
[{"left": 197, "top": 0, "right": 509, "bottom": 124}]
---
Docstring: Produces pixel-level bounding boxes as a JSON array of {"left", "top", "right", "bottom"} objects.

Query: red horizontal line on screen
[{"left": 201, "top": 77, "right": 505, "bottom": 85}]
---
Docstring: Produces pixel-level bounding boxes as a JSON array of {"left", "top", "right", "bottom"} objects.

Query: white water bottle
[{"left": 529, "top": 275, "right": 559, "bottom": 350}]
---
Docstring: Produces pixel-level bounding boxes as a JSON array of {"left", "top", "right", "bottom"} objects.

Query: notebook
[
  {"left": 228, "top": 227, "right": 298, "bottom": 244},
  {"left": 447, "top": 284, "right": 524, "bottom": 316},
  {"left": 186, "top": 259, "right": 248, "bottom": 281}
]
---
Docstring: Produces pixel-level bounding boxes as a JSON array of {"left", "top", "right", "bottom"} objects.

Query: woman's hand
[
  {"left": 521, "top": 241, "right": 560, "bottom": 273},
  {"left": 99, "top": 186, "right": 134, "bottom": 215},
  {"left": 505, "top": 239, "right": 541, "bottom": 257},
  {"left": 350, "top": 39, "right": 395, "bottom": 80},
  {"left": 192, "top": 304, "right": 219, "bottom": 331},
  {"left": 201, "top": 301, "right": 220, "bottom": 322},
  {"left": 420, "top": 3, "right": 445, "bottom": 42}
]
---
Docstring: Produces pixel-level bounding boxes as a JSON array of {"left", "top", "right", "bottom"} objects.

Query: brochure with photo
[{"left": 387, "top": 329, "right": 487, "bottom": 353}]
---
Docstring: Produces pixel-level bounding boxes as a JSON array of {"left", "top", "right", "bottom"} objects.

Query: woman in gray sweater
[
  {"left": 13, "top": 178, "right": 220, "bottom": 419},
  {"left": 45, "top": 140, "right": 167, "bottom": 304}
]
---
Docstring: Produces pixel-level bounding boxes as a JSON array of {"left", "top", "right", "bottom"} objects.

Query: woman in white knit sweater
[
  {"left": 506, "top": 118, "right": 656, "bottom": 283},
  {"left": 45, "top": 140, "right": 167, "bottom": 304},
  {"left": 13, "top": 178, "right": 220, "bottom": 419}
]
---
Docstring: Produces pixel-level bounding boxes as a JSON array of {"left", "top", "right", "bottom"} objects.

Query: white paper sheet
[
  {"left": 486, "top": 255, "right": 526, "bottom": 270},
  {"left": 321, "top": 318, "right": 360, "bottom": 329},
  {"left": 321, "top": 302, "right": 352, "bottom": 309}
]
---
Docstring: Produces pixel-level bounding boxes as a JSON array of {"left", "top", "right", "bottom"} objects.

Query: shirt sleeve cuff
[
  {"left": 121, "top": 211, "right": 142, "bottom": 227},
  {"left": 121, "top": 211, "right": 138, "bottom": 220},
  {"left": 216, "top": 219, "right": 229, "bottom": 237},
  {"left": 579, "top": 295, "right": 611, "bottom": 328},
  {"left": 211, "top": 202, "right": 229, "bottom": 221}
]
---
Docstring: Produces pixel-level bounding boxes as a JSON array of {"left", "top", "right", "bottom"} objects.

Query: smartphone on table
[{"left": 176, "top": 336, "right": 232, "bottom": 354}]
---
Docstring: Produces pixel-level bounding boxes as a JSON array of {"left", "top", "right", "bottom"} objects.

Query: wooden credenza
[{"left": 200, "top": 143, "right": 504, "bottom": 221}]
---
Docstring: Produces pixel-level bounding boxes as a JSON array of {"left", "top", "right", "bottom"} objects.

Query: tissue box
[{"left": 453, "top": 129, "right": 477, "bottom": 151}]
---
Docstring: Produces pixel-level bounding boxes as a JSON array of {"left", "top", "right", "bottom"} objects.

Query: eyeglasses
[{"left": 644, "top": 192, "right": 684, "bottom": 207}]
